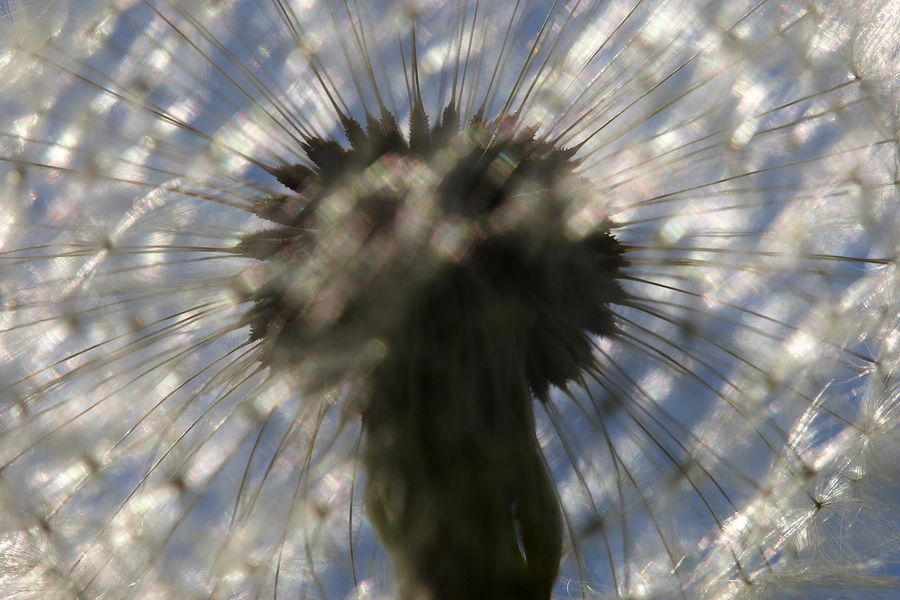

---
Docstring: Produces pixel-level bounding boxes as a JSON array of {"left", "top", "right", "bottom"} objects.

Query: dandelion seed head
[{"left": 2, "top": 0, "right": 900, "bottom": 598}]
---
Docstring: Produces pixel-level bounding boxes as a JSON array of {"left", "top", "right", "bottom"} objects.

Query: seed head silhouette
[{"left": 1, "top": 1, "right": 900, "bottom": 599}]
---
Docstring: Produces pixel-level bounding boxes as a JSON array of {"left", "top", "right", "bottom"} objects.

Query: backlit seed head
[
  {"left": 2, "top": 1, "right": 900, "bottom": 599},
  {"left": 235, "top": 106, "right": 627, "bottom": 598},
  {"left": 241, "top": 107, "right": 626, "bottom": 404}
]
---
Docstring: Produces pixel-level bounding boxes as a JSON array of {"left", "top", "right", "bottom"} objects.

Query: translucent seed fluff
[{"left": 1, "top": 1, "right": 900, "bottom": 599}]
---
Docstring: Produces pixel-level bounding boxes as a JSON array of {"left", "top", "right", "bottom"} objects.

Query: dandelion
[{"left": 1, "top": 0, "right": 899, "bottom": 599}]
